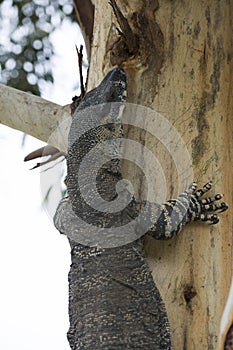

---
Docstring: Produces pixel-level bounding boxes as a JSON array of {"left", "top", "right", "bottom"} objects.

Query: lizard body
[{"left": 54, "top": 67, "right": 227, "bottom": 349}]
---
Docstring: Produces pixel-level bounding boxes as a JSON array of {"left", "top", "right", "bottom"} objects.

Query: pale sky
[{"left": 0, "top": 19, "right": 85, "bottom": 350}]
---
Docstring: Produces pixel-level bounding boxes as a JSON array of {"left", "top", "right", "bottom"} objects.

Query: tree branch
[{"left": 0, "top": 84, "right": 71, "bottom": 153}]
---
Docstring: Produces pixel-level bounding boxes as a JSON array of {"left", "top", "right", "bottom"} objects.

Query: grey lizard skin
[{"left": 54, "top": 67, "right": 228, "bottom": 349}]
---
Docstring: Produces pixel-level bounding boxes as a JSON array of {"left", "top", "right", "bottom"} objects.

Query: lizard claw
[{"left": 188, "top": 181, "right": 228, "bottom": 224}]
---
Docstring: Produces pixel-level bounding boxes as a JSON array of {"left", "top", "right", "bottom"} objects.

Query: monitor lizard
[{"left": 54, "top": 67, "right": 228, "bottom": 349}]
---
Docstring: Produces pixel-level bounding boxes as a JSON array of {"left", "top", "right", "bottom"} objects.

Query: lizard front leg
[{"left": 146, "top": 181, "right": 228, "bottom": 240}]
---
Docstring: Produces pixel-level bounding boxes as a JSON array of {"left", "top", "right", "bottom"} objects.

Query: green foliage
[
  {"left": 42, "top": 185, "right": 53, "bottom": 204},
  {"left": 0, "top": 0, "right": 76, "bottom": 95}
]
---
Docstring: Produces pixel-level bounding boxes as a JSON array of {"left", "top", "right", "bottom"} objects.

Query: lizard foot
[{"left": 188, "top": 181, "right": 228, "bottom": 224}]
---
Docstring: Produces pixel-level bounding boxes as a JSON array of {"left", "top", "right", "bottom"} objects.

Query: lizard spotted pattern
[{"left": 54, "top": 68, "right": 228, "bottom": 350}]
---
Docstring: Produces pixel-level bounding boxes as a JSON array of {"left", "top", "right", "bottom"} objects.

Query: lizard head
[
  {"left": 69, "top": 67, "right": 127, "bottom": 149},
  {"left": 75, "top": 67, "right": 127, "bottom": 112}
]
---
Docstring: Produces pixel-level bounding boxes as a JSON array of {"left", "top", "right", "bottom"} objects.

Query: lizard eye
[
  {"left": 109, "top": 91, "right": 117, "bottom": 101},
  {"left": 106, "top": 123, "right": 115, "bottom": 132},
  {"left": 107, "top": 86, "right": 119, "bottom": 101}
]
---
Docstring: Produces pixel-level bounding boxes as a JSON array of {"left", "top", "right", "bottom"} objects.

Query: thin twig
[{"left": 75, "top": 44, "right": 85, "bottom": 98}]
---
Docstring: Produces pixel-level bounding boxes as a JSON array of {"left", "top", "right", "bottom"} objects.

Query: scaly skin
[{"left": 54, "top": 67, "right": 228, "bottom": 349}]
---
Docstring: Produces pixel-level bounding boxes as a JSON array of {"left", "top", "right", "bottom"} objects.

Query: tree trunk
[
  {"left": 0, "top": 0, "right": 232, "bottom": 348},
  {"left": 86, "top": 1, "right": 232, "bottom": 349}
]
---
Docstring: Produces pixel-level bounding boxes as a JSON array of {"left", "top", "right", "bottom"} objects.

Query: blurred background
[{"left": 0, "top": 1, "right": 87, "bottom": 348}]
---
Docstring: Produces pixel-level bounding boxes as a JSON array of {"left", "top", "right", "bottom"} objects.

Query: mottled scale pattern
[
  {"left": 146, "top": 181, "right": 227, "bottom": 240},
  {"left": 54, "top": 67, "right": 228, "bottom": 350},
  {"left": 67, "top": 238, "right": 171, "bottom": 349}
]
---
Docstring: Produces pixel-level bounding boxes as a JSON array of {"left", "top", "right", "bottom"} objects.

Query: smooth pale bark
[
  {"left": 0, "top": 83, "right": 71, "bottom": 152},
  {"left": 88, "top": 1, "right": 233, "bottom": 349},
  {"left": 1, "top": 0, "right": 232, "bottom": 348}
]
